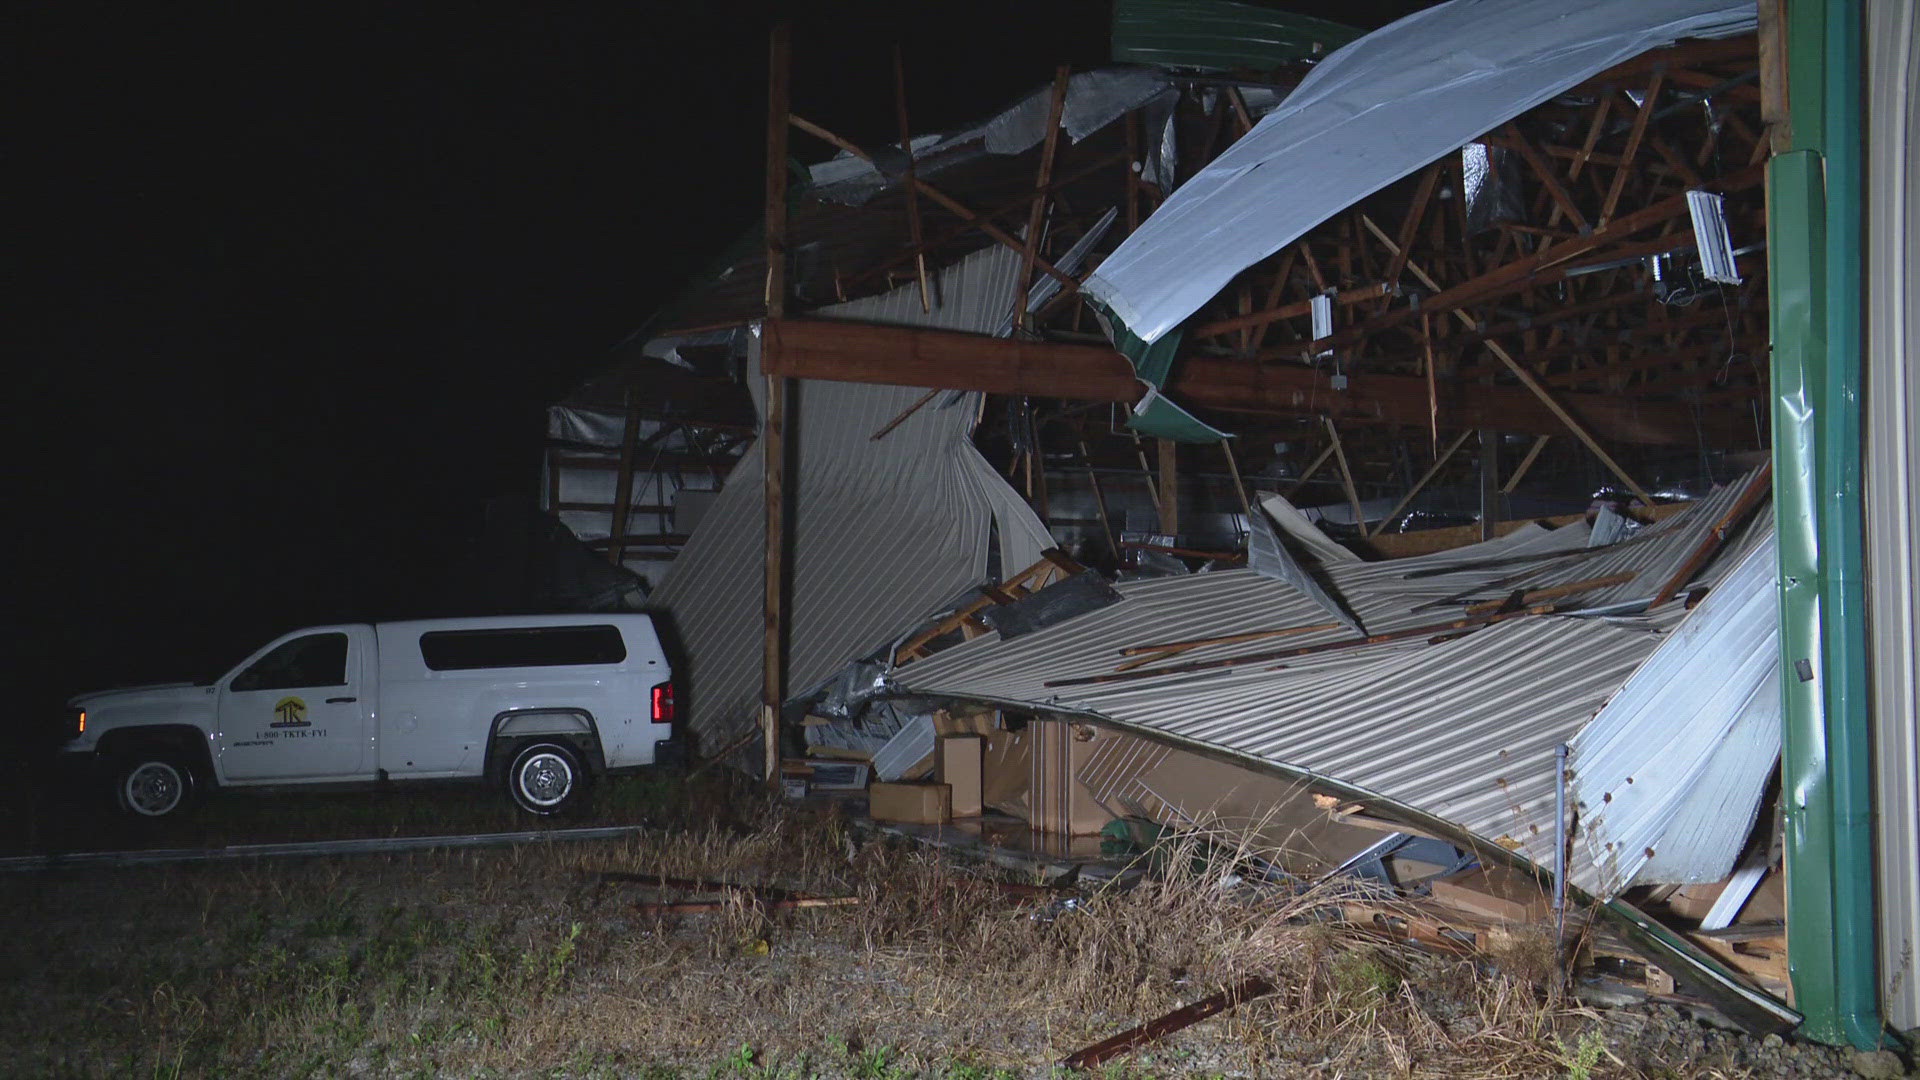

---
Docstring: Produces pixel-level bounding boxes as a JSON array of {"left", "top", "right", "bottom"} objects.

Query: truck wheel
[
  {"left": 506, "top": 741, "right": 590, "bottom": 816},
  {"left": 113, "top": 754, "right": 195, "bottom": 818}
]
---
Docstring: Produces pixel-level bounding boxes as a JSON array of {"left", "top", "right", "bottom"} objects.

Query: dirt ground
[{"left": 0, "top": 780, "right": 1898, "bottom": 1078}]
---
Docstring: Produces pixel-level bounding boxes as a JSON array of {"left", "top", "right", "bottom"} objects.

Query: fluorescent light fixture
[
  {"left": 1310, "top": 293, "right": 1333, "bottom": 357},
  {"left": 1686, "top": 189, "right": 1742, "bottom": 285}
]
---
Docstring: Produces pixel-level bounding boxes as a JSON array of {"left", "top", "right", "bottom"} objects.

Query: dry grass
[{"left": 0, "top": 796, "right": 1829, "bottom": 1078}]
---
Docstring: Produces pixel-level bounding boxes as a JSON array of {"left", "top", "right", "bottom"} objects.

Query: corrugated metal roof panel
[
  {"left": 895, "top": 485, "right": 1773, "bottom": 881},
  {"left": 1571, "top": 534, "right": 1780, "bottom": 896},
  {"left": 650, "top": 247, "right": 1052, "bottom": 749}
]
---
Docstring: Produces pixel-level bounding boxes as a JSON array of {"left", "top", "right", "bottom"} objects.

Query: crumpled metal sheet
[
  {"left": 1570, "top": 534, "right": 1781, "bottom": 897},
  {"left": 1082, "top": 0, "right": 1758, "bottom": 344},
  {"left": 1246, "top": 507, "right": 1364, "bottom": 636},
  {"left": 646, "top": 246, "right": 1055, "bottom": 751},
  {"left": 978, "top": 571, "right": 1125, "bottom": 640},
  {"left": 808, "top": 69, "right": 1176, "bottom": 206}
]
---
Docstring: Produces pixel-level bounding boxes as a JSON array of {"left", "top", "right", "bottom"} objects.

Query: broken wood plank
[
  {"left": 1044, "top": 604, "right": 1560, "bottom": 688},
  {"left": 1060, "top": 976, "right": 1276, "bottom": 1070},
  {"left": 1015, "top": 65, "right": 1072, "bottom": 331},
  {"left": 1377, "top": 428, "right": 1475, "bottom": 532},
  {"left": 788, "top": 114, "right": 1078, "bottom": 290},
  {"left": 1649, "top": 462, "right": 1773, "bottom": 606},
  {"left": 869, "top": 387, "right": 941, "bottom": 441},
  {"left": 1463, "top": 571, "right": 1639, "bottom": 616},
  {"left": 1501, "top": 435, "right": 1551, "bottom": 494},
  {"left": 634, "top": 895, "right": 861, "bottom": 915},
  {"left": 1324, "top": 417, "right": 1369, "bottom": 538},
  {"left": 891, "top": 46, "right": 932, "bottom": 313},
  {"left": 1119, "top": 621, "right": 1342, "bottom": 657}
]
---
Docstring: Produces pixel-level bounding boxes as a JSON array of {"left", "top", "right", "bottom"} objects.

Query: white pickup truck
[{"left": 60, "top": 614, "right": 679, "bottom": 818}]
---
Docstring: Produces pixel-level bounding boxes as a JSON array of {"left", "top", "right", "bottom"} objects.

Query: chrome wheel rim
[
  {"left": 517, "top": 751, "right": 573, "bottom": 807},
  {"left": 125, "top": 762, "right": 183, "bottom": 816}
]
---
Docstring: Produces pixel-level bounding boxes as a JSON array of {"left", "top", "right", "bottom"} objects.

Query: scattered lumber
[{"left": 1060, "top": 975, "right": 1277, "bottom": 1069}]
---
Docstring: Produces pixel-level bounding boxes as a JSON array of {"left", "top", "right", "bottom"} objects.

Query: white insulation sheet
[
  {"left": 1082, "top": 0, "right": 1758, "bottom": 344},
  {"left": 648, "top": 247, "right": 1053, "bottom": 750}
]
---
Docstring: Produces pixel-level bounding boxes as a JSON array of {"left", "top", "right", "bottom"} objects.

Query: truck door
[{"left": 216, "top": 627, "right": 372, "bottom": 780}]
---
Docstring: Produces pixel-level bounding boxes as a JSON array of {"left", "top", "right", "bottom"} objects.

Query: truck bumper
[{"left": 652, "top": 737, "right": 687, "bottom": 770}]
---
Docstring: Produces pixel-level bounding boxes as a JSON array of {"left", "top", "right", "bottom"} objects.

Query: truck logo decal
[{"left": 271, "top": 697, "right": 309, "bottom": 728}]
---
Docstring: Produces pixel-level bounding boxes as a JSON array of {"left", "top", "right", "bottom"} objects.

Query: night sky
[{"left": 15, "top": 1, "right": 1424, "bottom": 746}]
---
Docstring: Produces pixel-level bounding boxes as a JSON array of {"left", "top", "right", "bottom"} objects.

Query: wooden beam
[
  {"left": 1157, "top": 438, "right": 1179, "bottom": 536},
  {"left": 1501, "top": 435, "right": 1551, "bottom": 493},
  {"left": 1386, "top": 162, "right": 1443, "bottom": 284},
  {"left": 758, "top": 318, "right": 1730, "bottom": 446},
  {"left": 606, "top": 400, "right": 641, "bottom": 565},
  {"left": 788, "top": 114, "right": 1079, "bottom": 291},
  {"left": 1286, "top": 442, "right": 1338, "bottom": 497},
  {"left": 1194, "top": 281, "right": 1391, "bottom": 340},
  {"left": 1307, "top": 164, "right": 1764, "bottom": 356},
  {"left": 762, "top": 24, "right": 791, "bottom": 787},
  {"left": 1377, "top": 428, "right": 1474, "bottom": 531},
  {"left": 1479, "top": 429, "right": 1500, "bottom": 541},
  {"left": 1324, "top": 417, "right": 1368, "bottom": 537},
  {"left": 1486, "top": 341, "right": 1653, "bottom": 506},
  {"left": 1598, "top": 71, "right": 1666, "bottom": 228},
  {"left": 891, "top": 46, "right": 931, "bottom": 313},
  {"left": 1502, "top": 123, "right": 1590, "bottom": 234},
  {"left": 1016, "top": 66, "right": 1072, "bottom": 332}
]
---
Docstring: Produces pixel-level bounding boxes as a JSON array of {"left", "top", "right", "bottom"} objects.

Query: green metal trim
[
  {"left": 1092, "top": 302, "right": 1233, "bottom": 442},
  {"left": 1813, "top": 0, "right": 1895, "bottom": 1052},
  {"left": 1768, "top": 147, "right": 1839, "bottom": 1039},
  {"left": 1111, "top": 0, "right": 1363, "bottom": 72},
  {"left": 1773, "top": 0, "right": 1899, "bottom": 1050}
]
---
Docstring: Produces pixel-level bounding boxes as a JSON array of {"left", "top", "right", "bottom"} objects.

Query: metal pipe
[{"left": 1554, "top": 743, "right": 1570, "bottom": 974}]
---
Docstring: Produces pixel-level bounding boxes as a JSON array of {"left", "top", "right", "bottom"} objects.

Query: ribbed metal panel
[
  {"left": 896, "top": 491, "right": 1770, "bottom": 880},
  {"left": 649, "top": 247, "right": 1053, "bottom": 750},
  {"left": 1864, "top": 0, "right": 1919, "bottom": 1030},
  {"left": 1571, "top": 535, "right": 1780, "bottom": 897},
  {"left": 1111, "top": 0, "right": 1362, "bottom": 72}
]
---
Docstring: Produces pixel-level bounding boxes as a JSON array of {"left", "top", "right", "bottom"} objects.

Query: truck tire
[
  {"left": 112, "top": 753, "right": 196, "bottom": 818},
  {"left": 505, "top": 741, "right": 590, "bottom": 816}
]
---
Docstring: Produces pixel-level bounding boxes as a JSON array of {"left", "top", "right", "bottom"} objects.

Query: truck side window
[
  {"left": 231, "top": 632, "right": 349, "bottom": 692},
  {"left": 418, "top": 625, "right": 627, "bottom": 671}
]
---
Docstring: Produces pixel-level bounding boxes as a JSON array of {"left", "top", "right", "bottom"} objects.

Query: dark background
[{"left": 14, "top": 1, "right": 1423, "bottom": 749}]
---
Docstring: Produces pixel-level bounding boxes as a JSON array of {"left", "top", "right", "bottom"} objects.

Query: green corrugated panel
[{"left": 1112, "top": 0, "right": 1363, "bottom": 72}]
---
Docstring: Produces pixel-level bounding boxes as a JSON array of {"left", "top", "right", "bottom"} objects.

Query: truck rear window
[{"left": 418, "top": 625, "right": 627, "bottom": 671}]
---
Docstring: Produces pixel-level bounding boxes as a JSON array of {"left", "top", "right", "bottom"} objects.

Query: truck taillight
[
  {"left": 77, "top": 711, "right": 86, "bottom": 736},
  {"left": 650, "top": 682, "right": 676, "bottom": 724}
]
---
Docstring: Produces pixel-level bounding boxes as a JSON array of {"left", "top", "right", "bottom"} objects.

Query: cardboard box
[
  {"left": 868, "top": 781, "right": 952, "bottom": 824},
  {"left": 981, "top": 728, "right": 1032, "bottom": 819},
  {"left": 935, "top": 735, "right": 984, "bottom": 817}
]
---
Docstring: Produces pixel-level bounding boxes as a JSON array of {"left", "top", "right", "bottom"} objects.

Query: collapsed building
[{"left": 543, "top": 0, "right": 1917, "bottom": 1050}]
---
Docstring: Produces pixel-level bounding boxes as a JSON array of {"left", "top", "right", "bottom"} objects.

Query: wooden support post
[
  {"left": 1324, "top": 417, "right": 1368, "bottom": 537},
  {"left": 1598, "top": 70, "right": 1666, "bottom": 228},
  {"left": 1156, "top": 438, "right": 1179, "bottom": 537},
  {"left": 1220, "top": 439, "right": 1254, "bottom": 534},
  {"left": 761, "top": 23, "right": 791, "bottom": 787},
  {"left": 1479, "top": 430, "right": 1501, "bottom": 542},
  {"left": 1378, "top": 428, "right": 1473, "bottom": 532},
  {"left": 1016, "top": 65, "right": 1071, "bottom": 332},
  {"left": 606, "top": 399, "right": 640, "bottom": 566},
  {"left": 1487, "top": 342, "right": 1653, "bottom": 507},
  {"left": 892, "top": 46, "right": 932, "bottom": 314},
  {"left": 1079, "top": 439, "right": 1118, "bottom": 560},
  {"left": 1285, "top": 442, "right": 1338, "bottom": 498},
  {"left": 1501, "top": 435, "right": 1551, "bottom": 494},
  {"left": 1757, "top": 0, "right": 1791, "bottom": 154},
  {"left": 1130, "top": 431, "right": 1161, "bottom": 512},
  {"left": 788, "top": 114, "right": 1078, "bottom": 291}
]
